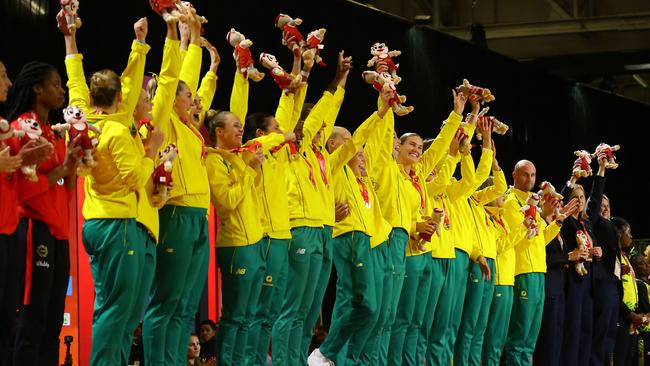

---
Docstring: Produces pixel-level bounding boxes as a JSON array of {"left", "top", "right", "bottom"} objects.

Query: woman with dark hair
[
  {"left": 588, "top": 150, "right": 625, "bottom": 366},
  {"left": 611, "top": 216, "right": 645, "bottom": 366},
  {"left": 198, "top": 319, "right": 217, "bottom": 360},
  {"left": 5, "top": 52, "right": 81, "bottom": 365}
]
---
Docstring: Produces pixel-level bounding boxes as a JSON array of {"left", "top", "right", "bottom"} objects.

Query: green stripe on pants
[
  {"left": 300, "top": 225, "right": 334, "bottom": 365},
  {"left": 82, "top": 219, "right": 146, "bottom": 366},
  {"left": 454, "top": 258, "right": 495, "bottom": 366},
  {"left": 378, "top": 228, "right": 409, "bottom": 366},
  {"left": 387, "top": 253, "right": 428, "bottom": 365},
  {"left": 359, "top": 241, "right": 392, "bottom": 364},
  {"left": 469, "top": 258, "right": 495, "bottom": 366},
  {"left": 271, "top": 226, "right": 323, "bottom": 366},
  {"left": 143, "top": 205, "right": 208, "bottom": 366},
  {"left": 320, "top": 231, "right": 378, "bottom": 364},
  {"left": 122, "top": 228, "right": 157, "bottom": 364},
  {"left": 249, "top": 237, "right": 289, "bottom": 366},
  {"left": 215, "top": 241, "right": 265, "bottom": 366},
  {"left": 482, "top": 285, "right": 514, "bottom": 366},
  {"left": 417, "top": 257, "right": 452, "bottom": 366},
  {"left": 505, "top": 273, "right": 545, "bottom": 366}
]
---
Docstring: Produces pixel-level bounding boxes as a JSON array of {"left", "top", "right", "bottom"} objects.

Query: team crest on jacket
[{"left": 37, "top": 244, "right": 48, "bottom": 258}]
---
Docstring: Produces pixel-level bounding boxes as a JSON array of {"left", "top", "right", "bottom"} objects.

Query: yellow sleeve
[
  {"left": 179, "top": 43, "right": 202, "bottom": 99},
  {"left": 196, "top": 71, "right": 218, "bottom": 125},
  {"left": 107, "top": 128, "right": 155, "bottom": 191},
  {"left": 429, "top": 155, "right": 457, "bottom": 196},
  {"left": 446, "top": 153, "right": 476, "bottom": 202},
  {"left": 230, "top": 71, "right": 249, "bottom": 125},
  {"left": 543, "top": 220, "right": 562, "bottom": 245},
  {"left": 502, "top": 198, "right": 529, "bottom": 250},
  {"left": 287, "top": 83, "right": 308, "bottom": 132},
  {"left": 499, "top": 218, "right": 528, "bottom": 253},
  {"left": 302, "top": 91, "right": 334, "bottom": 149},
  {"left": 275, "top": 92, "right": 294, "bottom": 130},
  {"left": 117, "top": 40, "right": 151, "bottom": 118},
  {"left": 207, "top": 153, "right": 257, "bottom": 211},
  {"left": 321, "top": 86, "right": 345, "bottom": 147},
  {"left": 417, "top": 111, "right": 462, "bottom": 176},
  {"left": 253, "top": 133, "right": 286, "bottom": 153},
  {"left": 365, "top": 104, "right": 393, "bottom": 177},
  {"left": 330, "top": 112, "right": 384, "bottom": 172},
  {"left": 473, "top": 167, "right": 507, "bottom": 206},
  {"left": 64, "top": 54, "right": 90, "bottom": 112},
  {"left": 461, "top": 148, "right": 495, "bottom": 201},
  {"left": 152, "top": 38, "right": 182, "bottom": 139}
]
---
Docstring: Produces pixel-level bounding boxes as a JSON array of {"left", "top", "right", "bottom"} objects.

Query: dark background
[{"left": 1, "top": 0, "right": 646, "bottom": 237}]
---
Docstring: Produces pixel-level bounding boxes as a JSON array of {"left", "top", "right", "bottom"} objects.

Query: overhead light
[
  {"left": 414, "top": 14, "right": 432, "bottom": 24},
  {"left": 624, "top": 63, "right": 650, "bottom": 71},
  {"left": 20, "top": 0, "right": 47, "bottom": 16},
  {"left": 633, "top": 74, "right": 648, "bottom": 88}
]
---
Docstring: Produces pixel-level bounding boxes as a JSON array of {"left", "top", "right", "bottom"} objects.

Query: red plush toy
[
  {"left": 275, "top": 13, "right": 305, "bottom": 57},
  {"left": 148, "top": 0, "right": 185, "bottom": 23},
  {"left": 0, "top": 117, "right": 24, "bottom": 144},
  {"left": 59, "top": 0, "right": 82, "bottom": 31},
  {"left": 226, "top": 28, "right": 264, "bottom": 82},
  {"left": 521, "top": 193, "right": 540, "bottom": 239},
  {"left": 573, "top": 150, "right": 593, "bottom": 177},
  {"left": 456, "top": 78, "right": 495, "bottom": 104},
  {"left": 53, "top": 105, "right": 101, "bottom": 168},
  {"left": 367, "top": 42, "right": 402, "bottom": 84},
  {"left": 591, "top": 143, "right": 620, "bottom": 169},
  {"left": 259, "top": 53, "right": 302, "bottom": 94},
  {"left": 152, "top": 143, "right": 178, "bottom": 207},
  {"left": 362, "top": 71, "right": 413, "bottom": 116},
  {"left": 575, "top": 230, "right": 592, "bottom": 276},
  {"left": 303, "top": 28, "right": 327, "bottom": 68},
  {"left": 14, "top": 112, "right": 46, "bottom": 181}
]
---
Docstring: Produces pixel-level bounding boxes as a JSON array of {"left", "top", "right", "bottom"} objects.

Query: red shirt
[
  {"left": 0, "top": 137, "right": 20, "bottom": 235},
  {"left": 11, "top": 114, "right": 72, "bottom": 240}
]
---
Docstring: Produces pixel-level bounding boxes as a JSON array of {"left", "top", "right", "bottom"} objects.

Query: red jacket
[{"left": 12, "top": 114, "right": 72, "bottom": 240}]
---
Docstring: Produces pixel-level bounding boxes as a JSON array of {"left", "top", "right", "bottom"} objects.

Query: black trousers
[
  {"left": 614, "top": 315, "right": 637, "bottom": 366},
  {"left": 561, "top": 270, "right": 594, "bottom": 366},
  {"left": 0, "top": 232, "right": 21, "bottom": 366},
  {"left": 533, "top": 291, "right": 566, "bottom": 366},
  {"left": 13, "top": 218, "right": 70, "bottom": 366},
  {"left": 592, "top": 277, "right": 621, "bottom": 366}
]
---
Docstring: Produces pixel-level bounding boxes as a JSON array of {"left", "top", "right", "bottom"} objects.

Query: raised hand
[
  {"left": 453, "top": 89, "right": 468, "bottom": 116},
  {"left": 378, "top": 84, "right": 393, "bottom": 118},
  {"left": 134, "top": 17, "right": 148, "bottom": 43},
  {"left": 557, "top": 197, "right": 580, "bottom": 221},
  {"left": 449, "top": 128, "right": 464, "bottom": 156}
]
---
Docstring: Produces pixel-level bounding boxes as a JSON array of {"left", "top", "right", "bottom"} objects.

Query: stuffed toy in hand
[
  {"left": 432, "top": 207, "right": 444, "bottom": 236},
  {"left": 474, "top": 107, "right": 509, "bottom": 141},
  {"left": 149, "top": 0, "right": 185, "bottom": 23},
  {"left": 538, "top": 181, "right": 563, "bottom": 202},
  {"left": 0, "top": 118, "right": 24, "bottom": 143},
  {"left": 259, "top": 53, "right": 302, "bottom": 94},
  {"left": 362, "top": 71, "right": 413, "bottom": 116},
  {"left": 592, "top": 143, "right": 620, "bottom": 169},
  {"left": 573, "top": 150, "right": 593, "bottom": 177},
  {"left": 15, "top": 113, "right": 46, "bottom": 182},
  {"left": 456, "top": 78, "right": 495, "bottom": 104},
  {"left": 152, "top": 144, "right": 178, "bottom": 207},
  {"left": 226, "top": 28, "right": 264, "bottom": 82},
  {"left": 275, "top": 13, "right": 305, "bottom": 56},
  {"left": 521, "top": 193, "right": 540, "bottom": 239},
  {"left": 59, "top": 0, "right": 82, "bottom": 30},
  {"left": 367, "top": 42, "right": 402, "bottom": 84},
  {"left": 53, "top": 106, "right": 101, "bottom": 169},
  {"left": 574, "top": 230, "right": 592, "bottom": 276},
  {"left": 303, "top": 28, "right": 327, "bottom": 68},
  {"left": 181, "top": 1, "right": 207, "bottom": 23}
]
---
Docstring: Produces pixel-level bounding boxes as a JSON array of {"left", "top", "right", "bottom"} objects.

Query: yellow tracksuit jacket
[
  {"left": 206, "top": 147, "right": 263, "bottom": 247},
  {"left": 467, "top": 167, "right": 508, "bottom": 260},
  {"left": 484, "top": 206, "right": 527, "bottom": 286},
  {"left": 502, "top": 188, "right": 562, "bottom": 275}
]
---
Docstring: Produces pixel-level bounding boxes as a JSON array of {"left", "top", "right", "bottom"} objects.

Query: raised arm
[
  {"left": 194, "top": 39, "right": 220, "bottom": 126},
  {"left": 230, "top": 72, "right": 249, "bottom": 125},
  {"left": 60, "top": 12, "right": 90, "bottom": 111},
  {"left": 117, "top": 18, "right": 151, "bottom": 121},
  {"left": 151, "top": 21, "right": 182, "bottom": 139},
  {"left": 178, "top": 9, "right": 202, "bottom": 99},
  {"left": 587, "top": 156, "right": 608, "bottom": 225},
  {"left": 417, "top": 89, "right": 468, "bottom": 175}
]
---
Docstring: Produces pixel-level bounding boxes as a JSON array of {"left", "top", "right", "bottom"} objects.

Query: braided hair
[{"left": 6, "top": 61, "right": 57, "bottom": 121}]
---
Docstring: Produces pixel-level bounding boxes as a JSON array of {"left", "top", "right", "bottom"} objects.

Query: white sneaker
[{"left": 308, "top": 348, "right": 335, "bottom": 366}]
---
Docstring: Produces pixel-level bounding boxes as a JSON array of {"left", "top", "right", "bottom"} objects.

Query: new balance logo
[
  {"left": 296, "top": 248, "right": 306, "bottom": 255},
  {"left": 235, "top": 268, "right": 247, "bottom": 275}
]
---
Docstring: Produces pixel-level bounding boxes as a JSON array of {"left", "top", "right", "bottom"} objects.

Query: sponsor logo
[
  {"left": 496, "top": 293, "right": 502, "bottom": 297},
  {"left": 356, "top": 262, "right": 364, "bottom": 268},
  {"left": 520, "top": 290, "right": 528, "bottom": 299},
  {"left": 37, "top": 244, "right": 48, "bottom": 258},
  {"left": 296, "top": 248, "right": 306, "bottom": 255},
  {"left": 165, "top": 248, "right": 174, "bottom": 253},
  {"left": 235, "top": 268, "right": 247, "bottom": 275},
  {"left": 57, "top": 178, "right": 65, "bottom": 186},
  {"left": 127, "top": 250, "right": 135, "bottom": 256},
  {"left": 36, "top": 260, "right": 50, "bottom": 268}
]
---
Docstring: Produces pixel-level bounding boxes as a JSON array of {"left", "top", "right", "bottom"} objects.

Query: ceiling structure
[{"left": 362, "top": 0, "right": 650, "bottom": 105}]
